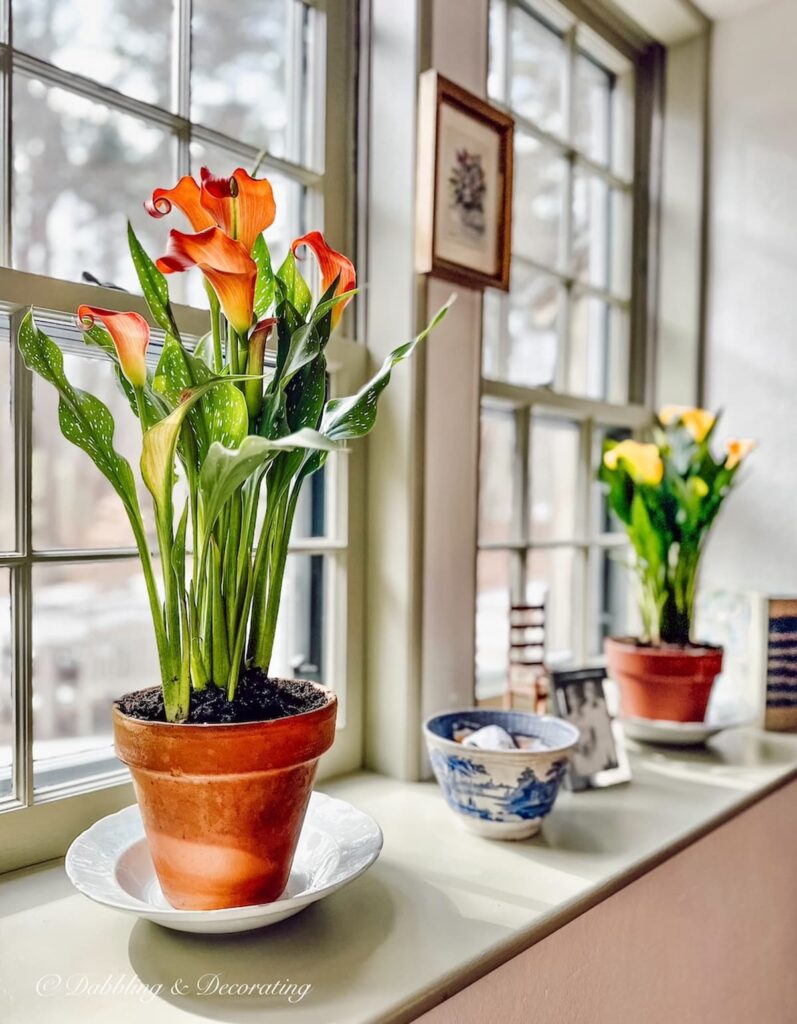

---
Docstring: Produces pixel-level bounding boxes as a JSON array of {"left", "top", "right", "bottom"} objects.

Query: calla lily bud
[{"left": 245, "top": 317, "right": 277, "bottom": 419}]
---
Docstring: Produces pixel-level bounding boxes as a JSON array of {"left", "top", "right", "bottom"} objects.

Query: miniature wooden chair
[{"left": 502, "top": 602, "right": 549, "bottom": 713}]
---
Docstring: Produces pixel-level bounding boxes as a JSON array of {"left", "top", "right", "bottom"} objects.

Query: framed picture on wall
[{"left": 415, "top": 70, "right": 514, "bottom": 291}]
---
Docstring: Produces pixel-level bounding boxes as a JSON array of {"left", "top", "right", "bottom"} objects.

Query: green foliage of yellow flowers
[{"left": 599, "top": 406, "right": 754, "bottom": 647}]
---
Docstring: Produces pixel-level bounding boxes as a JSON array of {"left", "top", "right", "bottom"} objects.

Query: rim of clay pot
[
  {"left": 113, "top": 681, "right": 338, "bottom": 774},
  {"left": 423, "top": 708, "right": 580, "bottom": 760},
  {"left": 605, "top": 636, "right": 723, "bottom": 658},
  {"left": 112, "top": 680, "right": 336, "bottom": 732}
]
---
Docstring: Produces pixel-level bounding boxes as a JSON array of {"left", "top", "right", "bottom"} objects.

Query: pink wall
[{"left": 416, "top": 780, "right": 797, "bottom": 1024}]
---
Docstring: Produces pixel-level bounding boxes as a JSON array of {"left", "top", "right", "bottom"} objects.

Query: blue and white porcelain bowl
[{"left": 423, "top": 709, "right": 579, "bottom": 840}]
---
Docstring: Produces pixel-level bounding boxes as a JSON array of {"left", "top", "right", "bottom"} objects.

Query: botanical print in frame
[{"left": 416, "top": 71, "right": 513, "bottom": 291}]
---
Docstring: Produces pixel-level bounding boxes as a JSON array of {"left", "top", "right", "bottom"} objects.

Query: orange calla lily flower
[
  {"left": 77, "top": 305, "right": 150, "bottom": 389},
  {"left": 725, "top": 438, "right": 755, "bottom": 470},
  {"left": 291, "top": 231, "right": 356, "bottom": 328},
  {"left": 156, "top": 227, "right": 256, "bottom": 335},
  {"left": 199, "top": 167, "right": 276, "bottom": 254},
  {"left": 144, "top": 176, "right": 216, "bottom": 233}
]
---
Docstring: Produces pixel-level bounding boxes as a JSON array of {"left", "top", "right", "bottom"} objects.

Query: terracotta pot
[
  {"left": 605, "top": 637, "right": 723, "bottom": 723},
  {"left": 113, "top": 683, "right": 337, "bottom": 911}
]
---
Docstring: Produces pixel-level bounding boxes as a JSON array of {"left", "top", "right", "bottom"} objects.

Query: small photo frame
[
  {"left": 551, "top": 668, "right": 631, "bottom": 791},
  {"left": 415, "top": 70, "right": 514, "bottom": 291}
]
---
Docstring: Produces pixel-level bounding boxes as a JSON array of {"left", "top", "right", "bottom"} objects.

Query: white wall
[{"left": 703, "top": 0, "right": 797, "bottom": 595}]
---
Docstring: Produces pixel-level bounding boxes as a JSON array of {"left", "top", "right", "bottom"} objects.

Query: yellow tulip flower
[
  {"left": 603, "top": 440, "right": 664, "bottom": 485},
  {"left": 725, "top": 438, "right": 755, "bottom": 470},
  {"left": 659, "top": 404, "right": 715, "bottom": 442}
]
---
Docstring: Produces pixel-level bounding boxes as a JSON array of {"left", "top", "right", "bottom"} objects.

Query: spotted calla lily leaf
[
  {"left": 276, "top": 250, "right": 312, "bottom": 319},
  {"left": 252, "top": 234, "right": 275, "bottom": 318},
  {"left": 321, "top": 296, "right": 454, "bottom": 441},
  {"left": 154, "top": 335, "right": 248, "bottom": 467},
  {"left": 18, "top": 311, "right": 143, "bottom": 522},
  {"left": 128, "top": 222, "right": 178, "bottom": 337}
]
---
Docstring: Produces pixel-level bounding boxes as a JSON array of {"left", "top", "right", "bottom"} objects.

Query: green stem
[
  {"left": 205, "top": 283, "right": 223, "bottom": 372},
  {"left": 230, "top": 329, "right": 242, "bottom": 375},
  {"left": 248, "top": 484, "right": 286, "bottom": 664},
  {"left": 254, "top": 484, "right": 301, "bottom": 673},
  {"left": 128, "top": 511, "right": 174, "bottom": 706}
]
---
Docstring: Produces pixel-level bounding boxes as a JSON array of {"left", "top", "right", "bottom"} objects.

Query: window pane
[
  {"left": 269, "top": 554, "right": 327, "bottom": 685},
  {"left": 487, "top": 0, "right": 506, "bottom": 102},
  {"left": 612, "top": 69, "right": 635, "bottom": 180},
  {"left": 479, "top": 406, "right": 516, "bottom": 544},
  {"left": 13, "top": 0, "right": 175, "bottom": 108},
  {"left": 483, "top": 264, "right": 561, "bottom": 388},
  {"left": 32, "top": 559, "right": 158, "bottom": 791},
  {"left": 0, "top": 569, "right": 12, "bottom": 799},
  {"left": 589, "top": 546, "right": 631, "bottom": 656},
  {"left": 12, "top": 75, "right": 176, "bottom": 292},
  {"left": 513, "top": 134, "right": 566, "bottom": 268},
  {"left": 292, "top": 467, "right": 327, "bottom": 540},
  {"left": 32, "top": 333, "right": 156, "bottom": 551},
  {"left": 569, "top": 296, "right": 628, "bottom": 403},
  {"left": 191, "top": 0, "right": 324, "bottom": 165},
  {"left": 529, "top": 416, "right": 580, "bottom": 542},
  {"left": 574, "top": 54, "right": 612, "bottom": 165},
  {"left": 476, "top": 549, "right": 513, "bottom": 701},
  {"left": 510, "top": 6, "right": 566, "bottom": 136},
  {"left": 611, "top": 188, "right": 633, "bottom": 299},
  {"left": 0, "top": 317, "right": 14, "bottom": 552},
  {"left": 526, "top": 547, "right": 576, "bottom": 666},
  {"left": 572, "top": 169, "right": 609, "bottom": 289}
]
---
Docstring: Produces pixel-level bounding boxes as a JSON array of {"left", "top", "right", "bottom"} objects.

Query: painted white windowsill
[{"left": 2, "top": 727, "right": 797, "bottom": 1024}]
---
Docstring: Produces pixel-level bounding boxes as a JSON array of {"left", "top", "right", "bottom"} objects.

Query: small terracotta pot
[
  {"left": 605, "top": 637, "right": 723, "bottom": 723},
  {"left": 113, "top": 683, "right": 337, "bottom": 911}
]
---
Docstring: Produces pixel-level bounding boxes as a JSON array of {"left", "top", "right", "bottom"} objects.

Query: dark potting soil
[{"left": 115, "top": 670, "right": 328, "bottom": 725}]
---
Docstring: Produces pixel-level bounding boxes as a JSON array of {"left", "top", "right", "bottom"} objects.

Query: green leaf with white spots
[
  {"left": 276, "top": 250, "right": 312, "bottom": 318},
  {"left": 18, "top": 311, "right": 142, "bottom": 520},
  {"left": 252, "top": 234, "right": 275, "bottom": 318},
  {"left": 127, "top": 221, "right": 178, "bottom": 336},
  {"left": 320, "top": 296, "right": 454, "bottom": 441}
]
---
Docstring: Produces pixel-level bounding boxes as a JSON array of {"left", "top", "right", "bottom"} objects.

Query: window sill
[{"left": 2, "top": 726, "right": 797, "bottom": 1024}]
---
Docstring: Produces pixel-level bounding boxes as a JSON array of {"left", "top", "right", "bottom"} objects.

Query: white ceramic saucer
[
  {"left": 621, "top": 696, "right": 755, "bottom": 747},
  {"left": 65, "top": 792, "right": 382, "bottom": 934}
]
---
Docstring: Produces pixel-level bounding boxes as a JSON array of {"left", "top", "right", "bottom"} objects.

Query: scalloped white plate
[
  {"left": 621, "top": 699, "right": 755, "bottom": 747},
  {"left": 65, "top": 792, "right": 382, "bottom": 934}
]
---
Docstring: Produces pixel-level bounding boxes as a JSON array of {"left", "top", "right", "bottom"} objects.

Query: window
[
  {"left": 477, "top": 0, "right": 654, "bottom": 701},
  {"left": 0, "top": 1, "right": 361, "bottom": 817}
]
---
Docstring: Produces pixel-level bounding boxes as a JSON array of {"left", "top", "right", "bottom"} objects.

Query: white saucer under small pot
[
  {"left": 65, "top": 792, "right": 383, "bottom": 934},
  {"left": 620, "top": 695, "right": 755, "bottom": 747}
]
